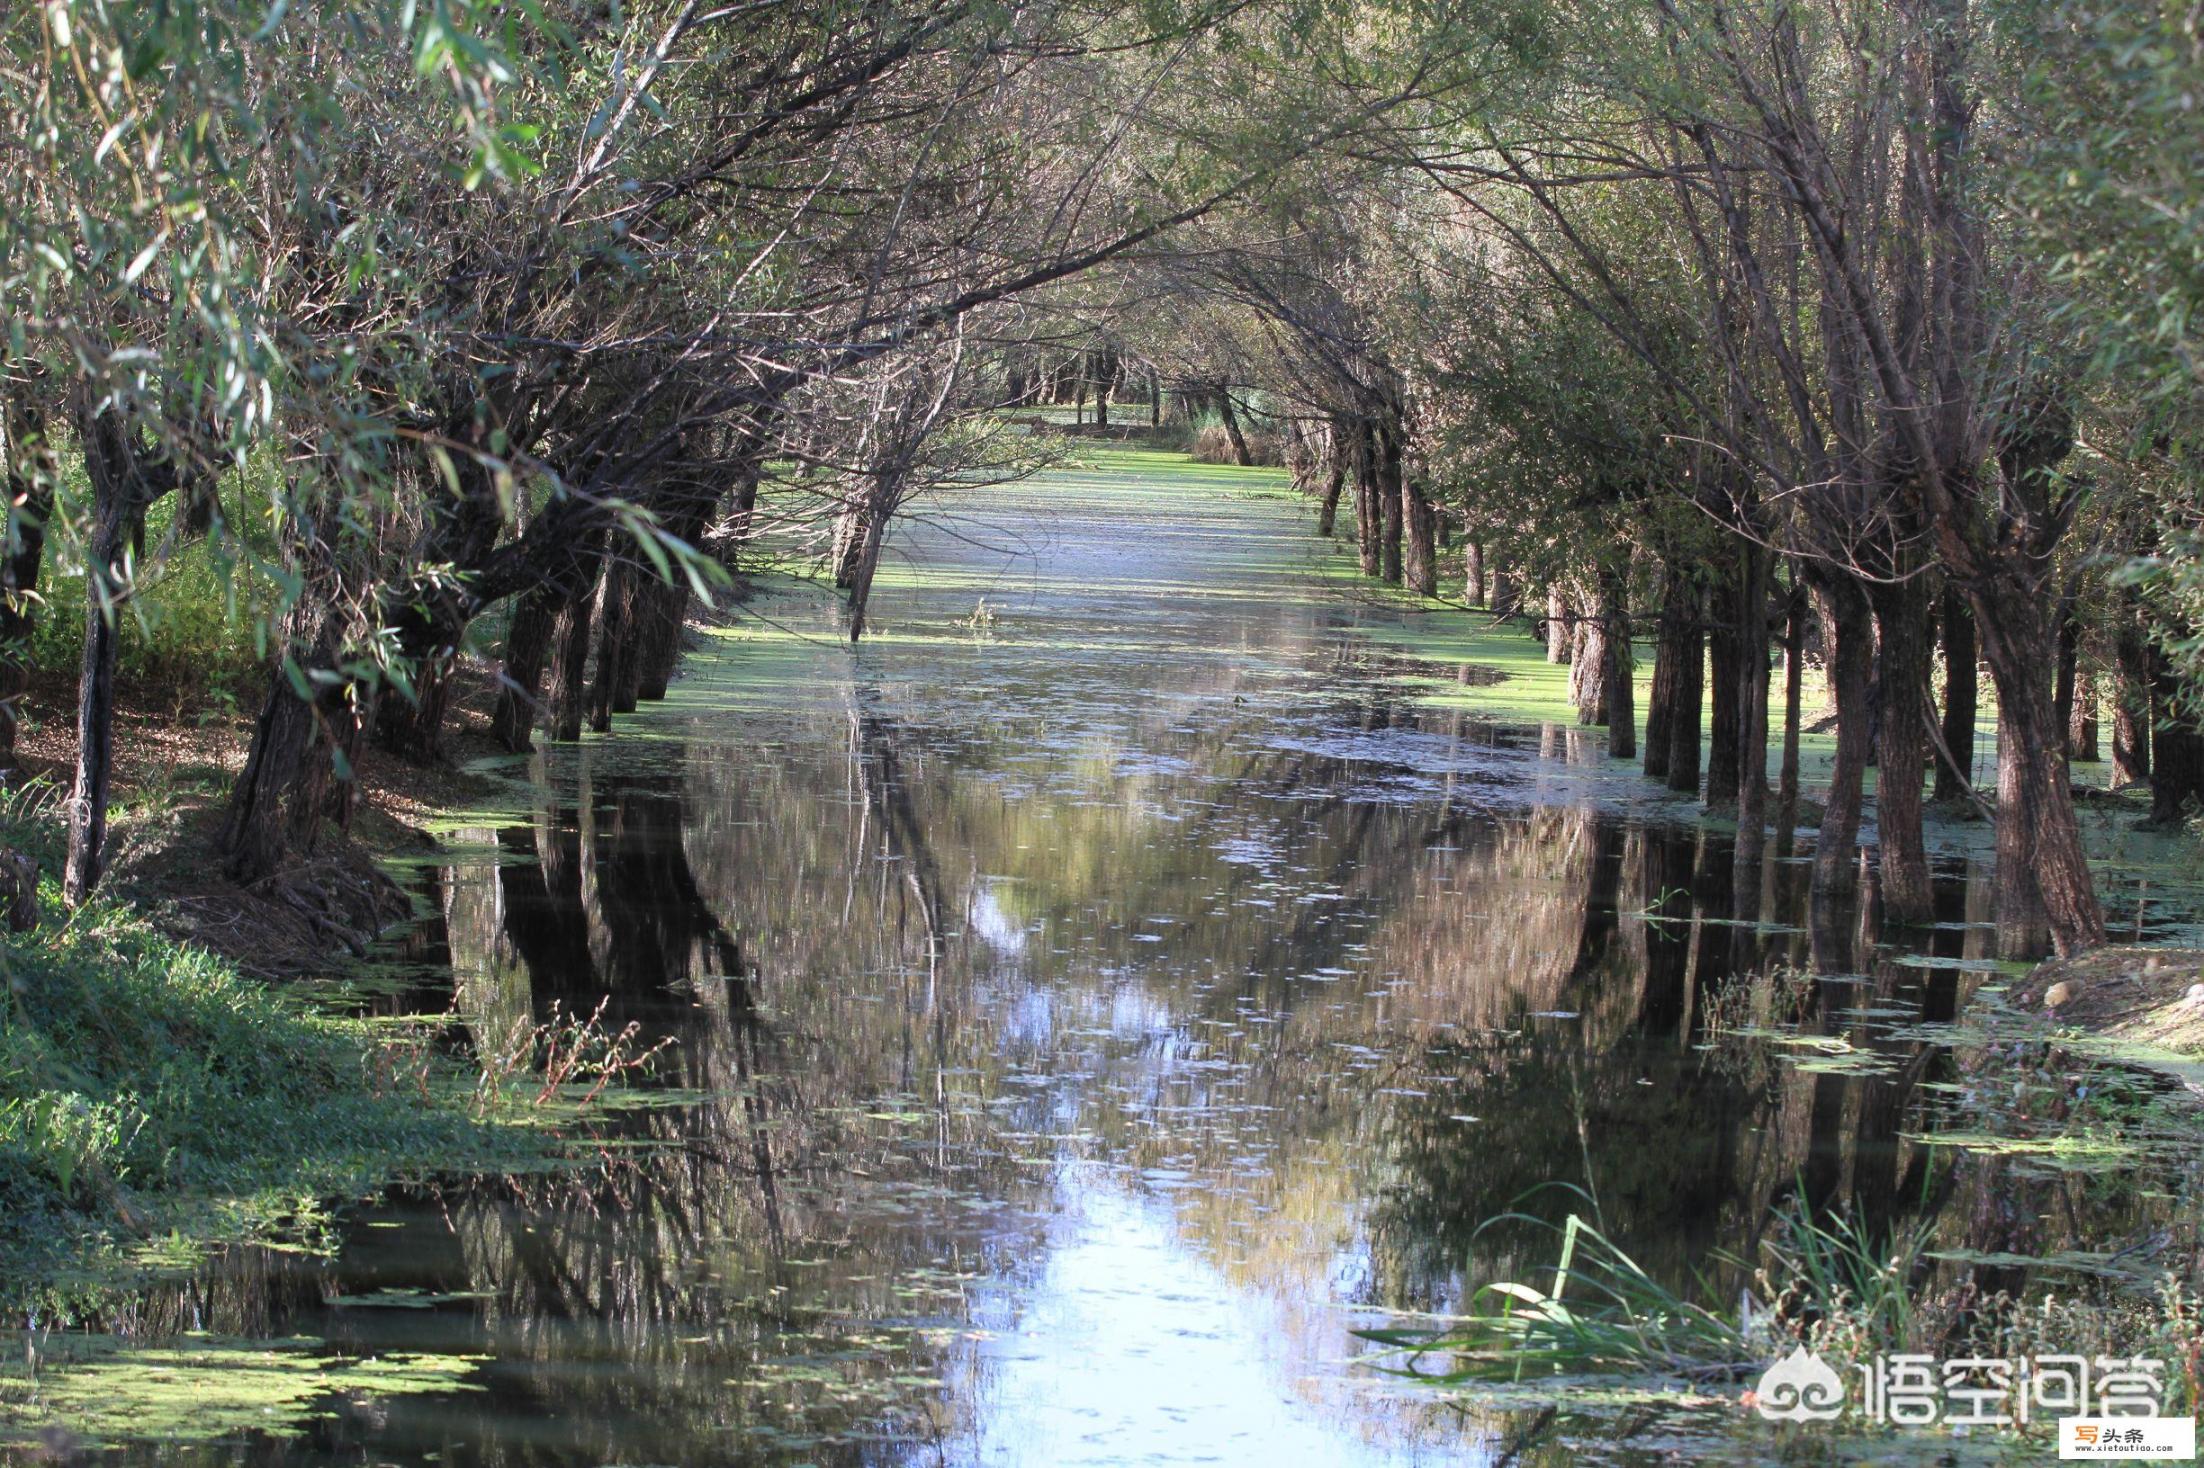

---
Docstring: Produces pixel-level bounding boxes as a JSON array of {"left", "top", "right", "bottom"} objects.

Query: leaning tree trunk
[
  {"left": 1215, "top": 389, "right": 1253, "bottom": 467},
  {"left": 845, "top": 499, "right": 894, "bottom": 643},
  {"left": 1933, "top": 585, "right": 1978, "bottom": 801},
  {"left": 833, "top": 502, "right": 869, "bottom": 588}
]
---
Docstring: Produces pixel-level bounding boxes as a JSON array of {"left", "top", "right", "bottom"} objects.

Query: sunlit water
[{"left": 23, "top": 453, "right": 2204, "bottom": 1464}]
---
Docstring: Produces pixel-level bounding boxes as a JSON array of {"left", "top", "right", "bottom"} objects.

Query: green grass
[
  {"left": 0, "top": 789, "right": 532, "bottom": 1314},
  {"left": 24, "top": 455, "right": 288, "bottom": 722}
]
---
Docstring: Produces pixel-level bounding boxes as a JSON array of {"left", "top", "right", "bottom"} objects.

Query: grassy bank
[{"left": 0, "top": 781, "right": 535, "bottom": 1316}]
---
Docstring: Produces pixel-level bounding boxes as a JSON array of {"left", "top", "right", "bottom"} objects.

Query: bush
[
  {"left": 26, "top": 455, "right": 284, "bottom": 710},
  {"left": 1187, "top": 424, "right": 1286, "bottom": 467}
]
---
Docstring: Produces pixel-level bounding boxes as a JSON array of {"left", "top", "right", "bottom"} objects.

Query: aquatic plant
[
  {"left": 1358, "top": 1187, "right": 1755, "bottom": 1383},
  {"left": 470, "top": 996, "right": 677, "bottom": 1116},
  {"left": 1358, "top": 1185, "right": 1932, "bottom": 1387}
]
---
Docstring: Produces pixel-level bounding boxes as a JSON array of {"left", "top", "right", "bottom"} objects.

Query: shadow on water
[{"left": 23, "top": 471, "right": 2204, "bottom": 1465}]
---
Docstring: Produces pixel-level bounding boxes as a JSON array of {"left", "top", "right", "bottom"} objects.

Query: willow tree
[{"left": 0, "top": 0, "right": 546, "bottom": 900}]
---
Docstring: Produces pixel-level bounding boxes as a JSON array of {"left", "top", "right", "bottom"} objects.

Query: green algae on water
[{"left": 0, "top": 1333, "right": 487, "bottom": 1446}]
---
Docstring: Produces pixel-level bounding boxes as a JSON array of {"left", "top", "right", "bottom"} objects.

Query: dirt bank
[{"left": 2011, "top": 946, "right": 2204, "bottom": 1095}]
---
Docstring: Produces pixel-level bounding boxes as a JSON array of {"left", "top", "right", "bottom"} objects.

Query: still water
[{"left": 32, "top": 454, "right": 2204, "bottom": 1463}]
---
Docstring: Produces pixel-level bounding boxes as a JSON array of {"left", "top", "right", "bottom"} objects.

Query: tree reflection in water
[{"left": 53, "top": 482, "right": 2204, "bottom": 1466}]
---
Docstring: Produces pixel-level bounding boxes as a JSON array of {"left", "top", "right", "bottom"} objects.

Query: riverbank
[{"left": 0, "top": 667, "right": 546, "bottom": 1314}]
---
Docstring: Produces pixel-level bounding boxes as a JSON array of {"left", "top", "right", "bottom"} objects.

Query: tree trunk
[
  {"left": 1778, "top": 590, "right": 1805, "bottom": 848},
  {"left": 1464, "top": 541, "right": 1486, "bottom": 607},
  {"left": 2113, "top": 617, "right": 2152, "bottom": 788},
  {"left": 1993, "top": 723, "right": 2049, "bottom": 957},
  {"left": 1974, "top": 585, "right": 2105, "bottom": 956},
  {"left": 219, "top": 605, "right": 355, "bottom": 886},
  {"left": 1571, "top": 613, "right": 1608, "bottom": 726},
  {"left": 1547, "top": 587, "right": 1573, "bottom": 663},
  {"left": 1316, "top": 418, "right": 1346, "bottom": 538},
  {"left": 1490, "top": 571, "right": 1520, "bottom": 617},
  {"left": 587, "top": 562, "right": 637, "bottom": 732},
  {"left": 1643, "top": 562, "right": 1687, "bottom": 781},
  {"left": 374, "top": 655, "right": 457, "bottom": 764},
  {"left": 1704, "top": 560, "right": 1743, "bottom": 814},
  {"left": 1666, "top": 580, "right": 1705, "bottom": 796},
  {"left": 1375, "top": 419, "right": 1404, "bottom": 586},
  {"left": 1216, "top": 390, "right": 1253, "bottom": 467},
  {"left": 0, "top": 387, "right": 54, "bottom": 770},
  {"left": 2150, "top": 643, "right": 2204, "bottom": 829},
  {"left": 1933, "top": 586, "right": 1978, "bottom": 800},
  {"left": 2068, "top": 667, "right": 2099, "bottom": 762},
  {"left": 845, "top": 497, "right": 893, "bottom": 642},
  {"left": 63, "top": 501, "right": 127, "bottom": 905},
  {"left": 1352, "top": 422, "right": 1380, "bottom": 578},
  {"left": 633, "top": 581, "right": 688, "bottom": 701},
  {"left": 547, "top": 561, "right": 600, "bottom": 743},
  {"left": 1601, "top": 561, "right": 1635, "bottom": 759},
  {"left": 1868, "top": 575, "right": 1933, "bottom": 924},
  {"left": 1402, "top": 475, "right": 1438, "bottom": 596},
  {"left": 2053, "top": 608, "right": 2082, "bottom": 756},
  {"left": 491, "top": 587, "right": 556, "bottom": 752},
  {"left": 67, "top": 405, "right": 193, "bottom": 899},
  {"left": 833, "top": 503, "right": 868, "bottom": 588},
  {"left": 1735, "top": 540, "right": 1773, "bottom": 872},
  {"left": 1813, "top": 576, "right": 1876, "bottom": 907}
]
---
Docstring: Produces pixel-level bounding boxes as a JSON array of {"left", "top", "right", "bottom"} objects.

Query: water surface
[{"left": 22, "top": 451, "right": 2204, "bottom": 1465}]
